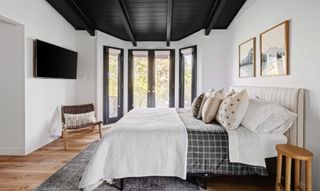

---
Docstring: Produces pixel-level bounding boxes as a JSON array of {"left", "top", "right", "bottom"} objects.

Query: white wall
[
  {"left": 0, "top": 20, "right": 25, "bottom": 155},
  {"left": 178, "top": 30, "right": 228, "bottom": 94},
  {"left": 226, "top": 0, "right": 320, "bottom": 189},
  {"left": 76, "top": 31, "right": 97, "bottom": 105},
  {"left": 0, "top": 0, "right": 77, "bottom": 154}
]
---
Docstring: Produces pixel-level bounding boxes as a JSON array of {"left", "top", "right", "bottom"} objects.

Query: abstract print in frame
[
  {"left": 239, "top": 38, "right": 256, "bottom": 78},
  {"left": 260, "top": 21, "right": 289, "bottom": 76}
]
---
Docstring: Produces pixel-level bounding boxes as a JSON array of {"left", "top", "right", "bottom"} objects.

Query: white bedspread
[
  {"left": 79, "top": 108, "right": 188, "bottom": 191},
  {"left": 227, "top": 126, "right": 270, "bottom": 168}
]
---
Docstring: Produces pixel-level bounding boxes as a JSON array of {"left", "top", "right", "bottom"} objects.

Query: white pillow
[
  {"left": 64, "top": 111, "right": 96, "bottom": 127},
  {"left": 201, "top": 91, "right": 223, "bottom": 123},
  {"left": 241, "top": 99, "right": 281, "bottom": 132},
  {"left": 216, "top": 89, "right": 249, "bottom": 130},
  {"left": 242, "top": 99, "right": 297, "bottom": 134},
  {"left": 256, "top": 109, "right": 297, "bottom": 134},
  {"left": 271, "top": 117, "right": 296, "bottom": 134},
  {"left": 197, "top": 88, "right": 223, "bottom": 119}
]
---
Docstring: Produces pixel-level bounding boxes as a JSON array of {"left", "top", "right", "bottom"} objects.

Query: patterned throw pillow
[
  {"left": 64, "top": 111, "right": 96, "bottom": 128},
  {"left": 224, "top": 89, "right": 236, "bottom": 98},
  {"left": 191, "top": 93, "right": 204, "bottom": 118},
  {"left": 201, "top": 91, "right": 223, "bottom": 123},
  {"left": 197, "top": 88, "right": 223, "bottom": 119},
  {"left": 216, "top": 90, "right": 249, "bottom": 130}
]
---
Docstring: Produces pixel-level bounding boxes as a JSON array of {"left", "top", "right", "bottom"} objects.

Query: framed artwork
[
  {"left": 239, "top": 38, "right": 256, "bottom": 78},
  {"left": 260, "top": 21, "right": 289, "bottom": 76}
]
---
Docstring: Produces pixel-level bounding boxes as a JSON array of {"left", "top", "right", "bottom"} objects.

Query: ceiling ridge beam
[
  {"left": 117, "top": 0, "right": 137, "bottom": 46},
  {"left": 166, "top": 0, "right": 173, "bottom": 47},
  {"left": 63, "top": 0, "right": 95, "bottom": 36},
  {"left": 205, "top": 0, "right": 227, "bottom": 36}
]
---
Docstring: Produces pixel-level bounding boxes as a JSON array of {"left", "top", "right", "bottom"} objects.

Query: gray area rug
[{"left": 34, "top": 141, "right": 200, "bottom": 191}]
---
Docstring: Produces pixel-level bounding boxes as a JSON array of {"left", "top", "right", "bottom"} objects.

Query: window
[
  {"left": 128, "top": 50, "right": 175, "bottom": 110},
  {"left": 103, "top": 47, "right": 124, "bottom": 124},
  {"left": 179, "top": 46, "right": 197, "bottom": 108}
]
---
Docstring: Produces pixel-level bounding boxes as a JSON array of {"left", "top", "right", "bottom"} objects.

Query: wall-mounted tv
[{"left": 34, "top": 39, "right": 78, "bottom": 79}]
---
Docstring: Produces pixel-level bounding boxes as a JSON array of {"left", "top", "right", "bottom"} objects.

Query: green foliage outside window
[{"left": 133, "top": 57, "right": 148, "bottom": 108}]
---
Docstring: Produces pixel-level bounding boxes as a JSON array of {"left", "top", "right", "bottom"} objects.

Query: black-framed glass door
[
  {"left": 128, "top": 49, "right": 175, "bottom": 111},
  {"left": 103, "top": 46, "right": 124, "bottom": 124},
  {"left": 179, "top": 46, "right": 197, "bottom": 108}
]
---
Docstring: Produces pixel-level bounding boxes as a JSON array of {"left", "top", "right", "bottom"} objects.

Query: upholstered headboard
[{"left": 231, "top": 86, "right": 305, "bottom": 147}]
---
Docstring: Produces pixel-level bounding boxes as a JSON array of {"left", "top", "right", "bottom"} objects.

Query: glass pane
[
  {"left": 155, "top": 52, "right": 170, "bottom": 108},
  {"left": 108, "top": 53, "right": 118, "bottom": 118},
  {"left": 184, "top": 54, "right": 193, "bottom": 108},
  {"left": 133, "top": 53, "right": 148, "bottom": 109}
]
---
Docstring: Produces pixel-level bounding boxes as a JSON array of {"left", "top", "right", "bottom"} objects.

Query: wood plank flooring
[{"left": 0, "top": 128, "right": 274, "bottom": 191}]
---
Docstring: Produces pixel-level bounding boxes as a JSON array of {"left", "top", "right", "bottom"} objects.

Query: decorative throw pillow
[
  {"left": 64, "top": 111, "right": 96, "bottom": 127},
  {"left": 206, "top": 88, "right": 215, "bottom": 94},
  {"left": 216, "top": 90, "right": 249, "bottom": 130},
  {"left": 197, "top": 88, "right": 223, "bottom": 119},
  {"left": 223, "top": 89, "right": 236, "bottom": 99},
  {"left": 191, "top": 93, "right": 205, "bottom": 118},
  {"left": 201, "top": 91, "right": 223, "bottom": 123}
]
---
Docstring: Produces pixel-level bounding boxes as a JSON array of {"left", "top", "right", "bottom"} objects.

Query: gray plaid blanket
[{"left": 177, "top": 109, "right": 267, "bottom": 176}]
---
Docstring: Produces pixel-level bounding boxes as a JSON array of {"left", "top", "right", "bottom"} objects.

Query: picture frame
[
  {"left": 260, "top": 21, "right": 289, "bottom": 76},
  {"left": 239, "top": 37, "right": 256, "bottom": 78}
]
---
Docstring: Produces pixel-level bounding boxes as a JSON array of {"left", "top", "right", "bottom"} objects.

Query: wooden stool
[{"left": 275, "top": 144, "right": 313, "bottom": 191}]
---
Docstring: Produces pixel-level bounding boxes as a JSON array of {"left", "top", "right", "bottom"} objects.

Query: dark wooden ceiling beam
[
  {"left": 205, "top": 0, "right": 228, "bottom": 35},
  {"left": 117, "top": 0, "right": 137, "bottom": 46},
  {"left": 63, "top": 0, "right": 95, "bottom": 36},
  {"left": 205, "top": 0, "right": 219, "bottom": 28},
  {"left": 166, "top": 0, "right": 173, "bottom": 47}
]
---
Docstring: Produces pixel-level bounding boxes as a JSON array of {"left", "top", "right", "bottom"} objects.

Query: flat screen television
[{"left": 34, "top": 39, "right": 78, "bottom": 79}]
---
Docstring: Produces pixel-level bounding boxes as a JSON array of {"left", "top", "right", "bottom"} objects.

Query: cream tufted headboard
[{"left": 231, "top": 86, "right": 305, "bottom": 147}]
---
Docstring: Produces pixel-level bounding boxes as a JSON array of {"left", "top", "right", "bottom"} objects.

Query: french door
[
  {"left": 179, "top": 46, "right": 197, "bottom": 108},
  {"left": 103, "top": 46, "right": 124, "bottom": 124},
  {"left": 128, "top": 50, "right": 175, "bottom": 110}
]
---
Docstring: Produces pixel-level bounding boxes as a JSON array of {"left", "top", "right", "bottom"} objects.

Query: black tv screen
[{"left": 35, "top": 40, "right": 78, "bottom": 79}]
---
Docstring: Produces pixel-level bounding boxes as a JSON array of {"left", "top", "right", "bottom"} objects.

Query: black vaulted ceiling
[{"left": 47, "top": 0, "right": 246, "bottom": 46}]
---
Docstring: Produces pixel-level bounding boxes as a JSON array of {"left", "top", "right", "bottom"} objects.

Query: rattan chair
[{"left": 61, "top": 103, "right": 103, "bottom": 150}]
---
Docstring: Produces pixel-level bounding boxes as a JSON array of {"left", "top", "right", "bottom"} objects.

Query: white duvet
[{"left": 79, "top": 108, "right": 188, "bottom": 191}]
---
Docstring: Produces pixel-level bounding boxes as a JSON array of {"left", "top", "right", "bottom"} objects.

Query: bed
[{"left": 79, "top": 86, "right": 304, "bottom": 190}]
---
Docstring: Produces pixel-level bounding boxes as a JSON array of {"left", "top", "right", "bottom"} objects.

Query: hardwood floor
[{"left": 0, "top": 128, "right": 274, "bottom": 191}]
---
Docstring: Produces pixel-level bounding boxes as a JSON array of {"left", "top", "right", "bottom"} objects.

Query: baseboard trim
[
  {"left": 25, "top": 136, "right": 59, "bottom": 155},
  {"left": 0, "top": 146, "right": 25, "bottom": 156}
]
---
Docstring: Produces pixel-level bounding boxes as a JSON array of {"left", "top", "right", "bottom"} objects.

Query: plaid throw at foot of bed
[{"left": 177, "top": 109, "right": 268, "bottom": 176}]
